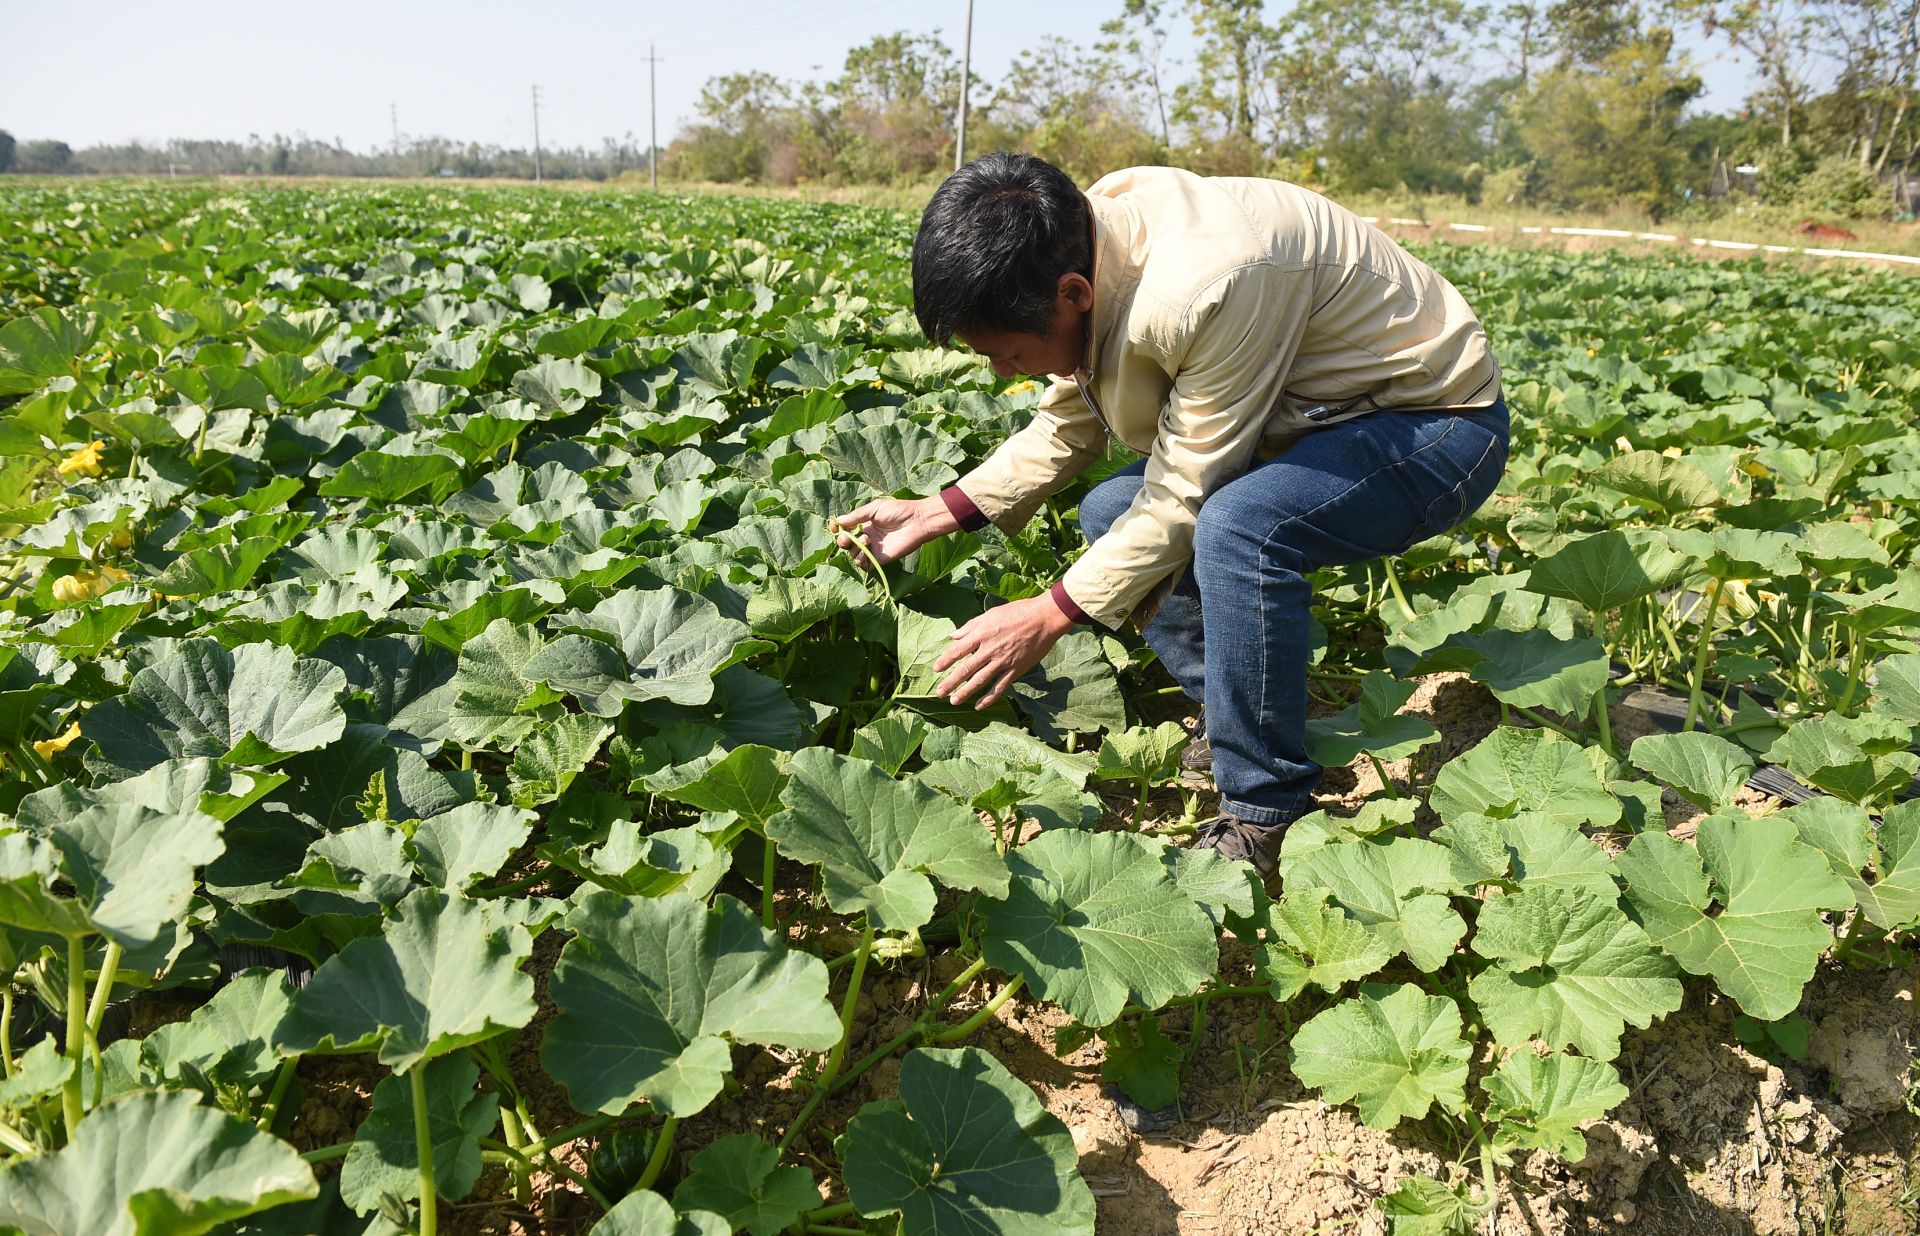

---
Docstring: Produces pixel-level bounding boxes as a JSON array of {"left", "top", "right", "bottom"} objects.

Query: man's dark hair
[{"left": 911, "top": 152, "right": 1091, "bottom": 345}]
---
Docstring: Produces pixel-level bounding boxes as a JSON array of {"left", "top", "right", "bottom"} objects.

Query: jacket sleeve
[
  {"left": 948, "top": 375, "right": 1108, "bottom": 533},
  {"left": 1060, "top": 265, "right": 1307, "bottom": 629}
]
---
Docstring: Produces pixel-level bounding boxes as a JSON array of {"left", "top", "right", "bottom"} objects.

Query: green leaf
[
  {"left": 850, "top": 713, "right": 931, "bottom": 775},
  {"left": 1258, "top": 890, "right": 1394, "bottom": 1000},
  {"left": 819, "top": 421, "right": 967, "bottom": 496},
  {"left": 0, "top": 803, "right": 223, "bottom": 948},
  {"left": 1618, "top": 814, "right": 1853, "bottom": 1019},
  {"left": 584, "top": 822, "right": 731, "bottom": 901},
  {"left": 339, "top": 1053, "right": 499, "bottom": 1215},
  {"left": 509, "top": 713, "right": 614, "bottom": 807},
  {"left": 447, "top": 619, "right": 561, "bottom": 749},
  {"left": 0, "top": 1090, "right": 315, "bottom": 1235},
  {"left": 591, "top": 1191, "right": 729, "bottom": 1236},
  {"left": 409, "top": 802, "right": 536, "bottom": 890},
  {"left": 148, "top": 536, "right": 282, "bottom": 599},
  {"left": 1433, "top": 813, "right": 1617, "bottom": 894},
  {"left": 1100, "top": 1017, "right": 1184, "bottom": 1109},
  {"left": 1590, "top": 449, "right": 1722, "bottom": 515},
  {"left": 766, "top": 749, "right": 1007, "bottom": 932},
  {"left": 1378, "top": 1175, "right": 1487, "bottom": 1235},
  {"left": 318, "top": 451, "right": 461, "bottom": 502},
  {"left": 83, "top": 640, "right": 347, "bottom": 776},
  {"left": 1527, "top": 528, "right": 1700, "bottom": 613},
  {"left": 650, "top": 743, "right": 789, "bottom": 827},
  {"left": 978, "top": 830, "right": 1216, "bottom": 1027},
  {"left": 1091, "top": 721, "right": 1189, "bottom": 784},
  {"left": 1304, "top": 672, "right": 1440, "bottom": 765},
  {"left": 1774, "top": 712, "right": 1920, "bottom": 806},
  {"left": 1869, "top": 653, "right": 1920, "bottom": 725},
  {"left": 1428, "top": 727, "right": 1620, "bottom": 828},
  {"left": 1451, "top": 630, "right": 1609, "bottom": 718},
  {"left": 1467, "top": 885, "right": 1682, "bottom": 1059},
  {"left": 1290, "top": 984, "right": 1471, "bottom": 1129},
  {"left": 541, "top": 892, "right": 841, "bottom": 1117},
  {"left": 838, "top": 1047, "right": 1095, "bottom": 1236},
  {"left": 274, "top": 889, "right": 536, "bottom": 1071},
  {"left": 1283, "top": 837, "right": 1466, "bottom": 972},
  {"left": 529, "top": 587, "right": 758, "bottom": 712},
  {"left": 672, "top": 1135, "right": 818, "bottom": 1236},
  {"left": 1629, "top": 731, "right": 1755, "bottom": 812},
  {"left": 1787, "top": 799, "right": 1920, "bottom": 931},
  {"left": 142, "top": 970, "right": 294, "bottom": 1086},
  {"left": 1482, "top": 1051, "right": 1628, "bottom": 1160},
  {"left": 0, "top": 307, "right": 97, "bottom": 396}
]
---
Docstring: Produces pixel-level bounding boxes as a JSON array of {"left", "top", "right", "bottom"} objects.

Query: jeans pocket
[{"left": 1417, "top": 427, "right": 1506, "bottom": 539}]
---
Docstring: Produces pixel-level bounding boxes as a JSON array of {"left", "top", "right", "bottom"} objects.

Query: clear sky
[{"left": 0, "top": 0, "right": 1763, "bottom": 154}]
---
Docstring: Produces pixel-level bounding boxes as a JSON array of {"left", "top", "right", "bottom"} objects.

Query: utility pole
[
  {"left": 531, "top": 84, "right": 544, "bottom": 183},
  {"left": 390, "top": 102, "right": 400, "bottom": 154},
  {"left": 954, "top": 0, "right": 973, "bottom": 170},
  {"left": 645, "top": 43, "right": 662, "bottom": 189}
]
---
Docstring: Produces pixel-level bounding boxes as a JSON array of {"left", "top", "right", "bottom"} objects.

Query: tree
[
  {"left": 0, "top": 130, "right": 13, "bottom": 174},
  {"left": 1174, "top": 0, "right": 1273, "bottom": 144},
  {"left": 1680, "top": 0, "right": 1817, "bottom": 145},
  {"left": 1517, "top": 30, "right": 1704, "bottom": 213},
  {"left": 16, "top": 140, "right": 72, "bottom": 174},
  {"left": 1098, "top": 0, "right": 1176, "bottom": 145},
  {"left": 989, "top": 35, "right": 1163, "bottom": 180}
]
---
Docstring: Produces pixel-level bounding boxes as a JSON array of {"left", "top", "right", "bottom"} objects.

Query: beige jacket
[{"left": 951, "top": 165, "right": 1501, "bottom": 629}]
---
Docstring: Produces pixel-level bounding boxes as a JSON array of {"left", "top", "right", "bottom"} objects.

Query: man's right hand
[{"left": 831, "top": 496, "right": 959, "bottom": 568}]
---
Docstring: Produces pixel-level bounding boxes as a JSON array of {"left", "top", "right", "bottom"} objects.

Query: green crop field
[{"left": 0, "top": 181, "right": 1916, "bottom": 1235}]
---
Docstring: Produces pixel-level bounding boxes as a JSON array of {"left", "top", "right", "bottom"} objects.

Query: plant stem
[
  {"left": 930, "top": 975, "right": 1024, "bottom": 1044},
  {"left": 1509, "top": 704, "right": 1580, "bottom": 741},
  {"left": 634, "top": 1116, "right": 677, "bottom": 1192},
  {"left": 1132, "top": 778, "right": 1149, "bottom": 831},
  {"left": 84, "top": 941, "right": 121, "bottom": 1036},
  {"left": 1380, "top": 558, "right": 1414, "bottom": 623},
  {"left": 822, "top": 919, "right": 873, "bottom": 1089},
  {"left": 1684, "top": 576, "right": 1726, "bottom": 731},
  {"left": 807, "top": 1203, "right": 859, "bottom": 1223},
  {"left": 508, "top": 1113, "right": 617, "bottom": 1160},
  {"left": 482, "top": 1139, "right": 613, "bottom": 1210},
  {"left": 257, "top": 1057, "right": 298, "bottom": 1131},
  {"left": 1592, "top": 685, "right": 1614, "bottom": 756},
  {"left": 1366, "top": 753, "right": 1398, "bottom": 798},
  {"left": 61, "top": 938, "right": 84, "bottom": 1131},
  {"left": 411, "top": 1065, "right": 437, "bottom": 1236},
  {"left": 300, "top": 1141, "right": 352, "bottom": 1164},
  {"left": 0, "top": 1116, "right": 34, "bottom": 1157},
  {"left": 1835, "top": 628, "right": 1867, "bottom": 714},
  {"left": 498, "top": 1106, "right": 532, "bottom": 1206},
  {"left": 2, "top": 983, "right": 14, "bottom": 1080},
  {"left": 827, "top": 956, "right": 987, "bottom": 1099},
  {"left": 762, "top": 837, "right": 778, "bottom": 930}
]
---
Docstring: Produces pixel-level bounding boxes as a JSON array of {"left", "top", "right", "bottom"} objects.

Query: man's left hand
[{"left": 933, "top": 594, "right": 1075, "bottom": 709}]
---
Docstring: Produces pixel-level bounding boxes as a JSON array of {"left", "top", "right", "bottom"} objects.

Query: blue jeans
[{"left": 1078, "top": 399, "right": 1510, "bottom": 826}]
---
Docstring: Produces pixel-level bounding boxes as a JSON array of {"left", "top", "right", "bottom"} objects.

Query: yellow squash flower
[
  {"left": 50, "top": 563, "right": 129, "bottom": 604},
  {"left": 32, "top": 722, "right": 80, "bottom": 761},
  {"left": 57, "top": 439, "right": 106, "bottom": 479}
]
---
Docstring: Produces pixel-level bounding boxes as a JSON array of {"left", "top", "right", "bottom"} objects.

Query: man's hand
[
  {"left": 831, "top": 496, "right": 958, "bottom": 568},
  {"left": 934, "top": 594, "right": 1074, "bottom": 710}
]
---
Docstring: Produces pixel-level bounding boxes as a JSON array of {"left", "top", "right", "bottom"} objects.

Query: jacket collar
[{"left": 1077, "top": 192, "right": 1140, "bottom": 381}]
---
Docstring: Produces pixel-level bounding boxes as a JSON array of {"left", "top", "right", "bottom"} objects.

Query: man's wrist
[
  {"left": 938, "top": 486, "right": 991, "bottom": 532},
  {"left": 1047, "top": 580, "right": 1091, "bottom": 628}
]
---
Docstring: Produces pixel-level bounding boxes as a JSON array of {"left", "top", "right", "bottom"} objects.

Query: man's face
[{"left": 955, "top": 271, "right": 1094, "bottom": 380}]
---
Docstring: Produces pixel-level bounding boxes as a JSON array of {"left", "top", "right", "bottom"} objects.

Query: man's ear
[{"left": 1057, "top": 271, "right": 1094, "bottom": 313}]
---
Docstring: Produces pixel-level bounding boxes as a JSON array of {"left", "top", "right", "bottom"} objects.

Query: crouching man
[{"left": 834, "top": 152, "right": 1507, "bottom": 880}]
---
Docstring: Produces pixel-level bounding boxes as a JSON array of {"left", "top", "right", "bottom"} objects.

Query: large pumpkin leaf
[
  {"left": 541, "top": 891, "right": 841, "bottom": 1117},
  {"left": 1527, "top": 528, "right": 1700, "bottom": 613},
  {"left": 1482, "top": 1051, "right": 1629, "bottom": 1160},
  {"left": 273, "top": 889, "right": 536, "bottom": 1071},
  {"left": 1282, "top": 837, "right": 1466, "bottom": 972},
  {"left": 0, "top": 1090, "right": 315, "bottom": 1235},
  {"left": 1428, "top": 726, "right": 1619, "bottom": 828},
  {"left": 766, "top": 749, "right": 1007, "bottom": 932},
  {"left": 1618, "top": 814, "right": 1852, "bottom": 1019},
  {"left": 977, "top": 831, "right": 1215, "bottom": 1026},
  {"left": 82, "top": 640, "right": 347, "bottom": 777},
  {"left": 672, "top": 1135, "right": 819, "bottom": 1236},
  {"left": 1467, "top": 885, "right": 1682, "bottom": 1059},
  {"left": 0, "top": 802, "right": 223, "bottom": 948},
  {"left": 1290, "top": 983, "right": 1471, "bottom": 1129},
  {"left": 838, "top": 1047, "right": 1095, "bottom": 1236},
  {"left": 339, "top": 1053, "right": 498, "bottom": 1215}
]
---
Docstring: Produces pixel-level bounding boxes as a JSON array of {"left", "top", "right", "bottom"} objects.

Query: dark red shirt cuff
[
  {"left": 940, "top": 485, "right": 991, "bottom": 532},
  {"left": 1049, "top": 579, "right": 1093, "bottom": 625}
]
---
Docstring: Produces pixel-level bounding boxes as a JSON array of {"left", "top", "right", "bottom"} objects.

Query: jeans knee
[{"left": 1077, "top": 472, "right": 1142, "bottom": 542}]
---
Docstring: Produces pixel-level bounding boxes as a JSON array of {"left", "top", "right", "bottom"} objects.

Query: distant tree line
[
  {"left": 0, "top": 130, "right": 657, "bottom": 182},
  {"left": 664, "top": 0, "right": 1917, "bottom": 221}
]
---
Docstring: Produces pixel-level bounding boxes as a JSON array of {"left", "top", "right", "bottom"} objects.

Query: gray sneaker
[{"left": 1191, "top": 812, "right": 1283, "bottom": 887}]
